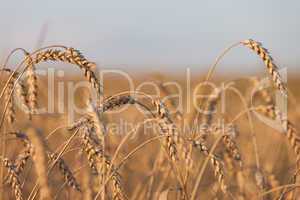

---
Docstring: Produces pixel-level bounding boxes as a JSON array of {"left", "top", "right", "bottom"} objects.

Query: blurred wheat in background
[{"left": 0, "top": 39, "right": 299, "bottom": 200}]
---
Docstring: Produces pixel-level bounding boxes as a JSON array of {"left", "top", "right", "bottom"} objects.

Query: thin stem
[{"left": 94, "top": 135, "right": 165, "bottom": 200}]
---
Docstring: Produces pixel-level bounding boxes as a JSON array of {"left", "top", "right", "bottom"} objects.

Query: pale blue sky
[{"left": 0, "top": 0, "right": 299, "bottom": 73}]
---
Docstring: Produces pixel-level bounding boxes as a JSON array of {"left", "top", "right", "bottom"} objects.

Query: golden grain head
[{"left": 0, "top": 41, "right": 298, "bottom": 200}]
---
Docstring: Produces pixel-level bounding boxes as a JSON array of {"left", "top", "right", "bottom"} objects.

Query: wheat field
[{"left": 0, "top": 39, "right": 299, "bottom": 200}]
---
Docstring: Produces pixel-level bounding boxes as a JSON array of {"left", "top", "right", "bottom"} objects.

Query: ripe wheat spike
[{"left": 242, "top": 39, "right": 287, "bottom": 95}]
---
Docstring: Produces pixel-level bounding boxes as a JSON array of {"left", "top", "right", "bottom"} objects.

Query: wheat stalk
[
  {"left": 266, "top": 173, "right": 280, "bottom": 198},
  {"left": 27, "top": 128, "right": 53, "bottom": 200},
  {"left": 201, "top": 87, "right": 221, "bottom": 126},
  {"left": 81, "top": 163, "right": 93, "bottom": 200}
]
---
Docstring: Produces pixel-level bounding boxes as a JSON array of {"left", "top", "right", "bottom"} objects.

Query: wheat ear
[
  {"left": 283, "top": 120, "right": 300, "bottom": 164},
  {"left": 4, "top": 78, "right": 15, "bottom": 124},
  {"left": 1, "top": 157, "right": 23, "bottom": 200},
  {"left": 9, "top": 131, "right": 33, "bottom": 175},
  {"left": 25, "top": 53, "right": 38, "bottom": 114},
  {"left": 98, "top": 95, "right": 135, "bottom": 112},
  {"left": 47, "top": 152, "right": 81, "bottom": 192},
  {"left": 201, "top": 87, "right": 221, "bottom": 126},
  {"left": 253, "top": 79, "right": 300, "bottom": 164},
  {"left": 242, "top": 39, "right": 287, "bottom": 95},
  {"left": 153, "top": 99, "right": 179, "bottom": 162},
  {"left": 79, "top": 124, "right": 101, "bottom": 174},
  {"left": 157, "top": 81, "right": 183, "bottom": 121},
  {"left": 257, "top": 105, "right": 300, "bottom": 165},
  {"left": 87, "top": 101, "right": 105, "bottom": 147},
  {"left": 222, "top": 126, "right": 242, "bottom": 167},
  {"left": 2, "top": 69, "right": 30, "bottom": 120},
  {"left": 193, "top": 139, "right": 227, "bottom": 193},
  {"left": 33, "top": 48, "right": 102, "bottom": 99},
  {"left": 79, "top": 124, "right": 125, "bottom": 199},
  {"left": 3, "top": 132, "right": 32, "bottom": 188}
]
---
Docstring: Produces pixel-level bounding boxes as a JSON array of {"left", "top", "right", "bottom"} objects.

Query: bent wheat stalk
[{"left": 204, "top": 39, "right": 287, "bottom": 96}]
